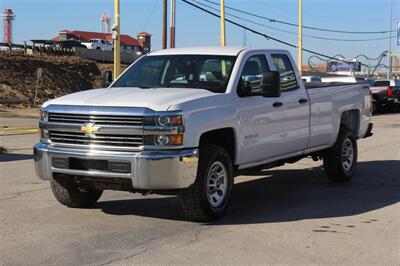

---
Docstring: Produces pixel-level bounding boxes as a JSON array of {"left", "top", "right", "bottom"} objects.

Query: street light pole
[
  {"left": 170, "top": 0, "right": 176, "bottom": 48},
  {"left": 162, "top": 0, "right": 167, "bottom": 49},
  {"left": 387, "top": 0, "right": 393, "bottom": 79},
  {"left": 113, "top": 0, "right": 121, "bottom": 80},
  {"left": 220, "top": 0, "right": 226, "bottom": 47},
  {"left": 298, "top": 0, "right": 303, "bottom": 75}
]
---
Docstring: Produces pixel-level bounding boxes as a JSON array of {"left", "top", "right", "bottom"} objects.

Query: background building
[{"left": 52, "top": 29, "right": 151, "bottom": 53}]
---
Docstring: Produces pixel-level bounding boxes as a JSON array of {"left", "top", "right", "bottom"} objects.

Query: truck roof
[{"left": 149, "top": 46, "right": 247, "bottom": 56}]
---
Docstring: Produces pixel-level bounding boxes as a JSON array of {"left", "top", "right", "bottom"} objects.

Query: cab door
[
  {"left": 237, "top": 53, "right": 287, "bottom": 165},
  {"left": 267, "top": 52, "right": 310, "bottom": 155}
]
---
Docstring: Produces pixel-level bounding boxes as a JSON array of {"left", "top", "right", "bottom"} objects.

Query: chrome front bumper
[{"left": 33, "top": 143, "right": 198, "bottom": 189}]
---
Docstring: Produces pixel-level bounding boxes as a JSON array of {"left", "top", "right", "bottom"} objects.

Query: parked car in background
[
  {"left": 302, "top": 75, "right": 322, "bottom": 83},
  {"left": 321, "top": 76, "right": 367, "bottom": 84},
  {"left": 370, "top": 79, "right": 400, "bottom": 113},
  {"left": 82, "top": 39, "right": 113, "bottom": 51}
]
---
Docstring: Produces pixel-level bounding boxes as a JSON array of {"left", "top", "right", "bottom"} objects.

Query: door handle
[
  {"left": 298, "top": 98, "right": 308, "bottom": 104},
  {"left": 273, "top": 101, "right": 283, "bottom": 108}
]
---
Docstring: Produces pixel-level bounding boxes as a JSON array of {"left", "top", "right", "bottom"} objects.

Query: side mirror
[
  {"left": 261, "top": 71, "right": 281, "bottom": 97},
  {"left": 237, "top": 78, "right": 251, "bottom": 97},
  {"left": 102, "top": 70, "right": 113, "bottom": 87}
]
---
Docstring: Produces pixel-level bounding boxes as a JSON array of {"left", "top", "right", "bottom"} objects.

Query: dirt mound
[{"left": 0, "top": 53, "right": 107, "bottom": 107}]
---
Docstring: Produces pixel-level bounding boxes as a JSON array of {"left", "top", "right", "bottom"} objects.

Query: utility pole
[
  {"left": 162, "top": 0, "right": 167, "bottom": 49},
  {"left": 387, "top": 0, "right": 393, "bottom": 79},
  {"left": 170, "top": 0, "right": 176, "bottom": 48},
  {"left": 220, "top": 0, "right": 226, "bottom": 47},
  {"left": 298, "top": 0, "right": 303, "bottom": 75},
  {"left": 113, "top": 0, "right": 121, "bottom": 80}
]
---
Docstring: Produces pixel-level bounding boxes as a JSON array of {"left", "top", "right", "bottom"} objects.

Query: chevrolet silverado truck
[{"left": 34, "top": 47, "right": 373, "bottom": 221}]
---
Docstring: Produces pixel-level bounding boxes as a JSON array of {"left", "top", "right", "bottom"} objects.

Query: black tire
[
  {"left": 50, "top": 177, "right": 103, "bottom": 208},
  {"left": 179, "top": 144, "right": 233, "bottom": 222},
  {"left": 323, "top": 126, "right": 357, "bottom": 182}
]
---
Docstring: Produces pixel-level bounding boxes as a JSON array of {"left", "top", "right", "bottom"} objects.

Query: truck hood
[{"left": 43, "top": 87, "right": 215, "bottom": 111}]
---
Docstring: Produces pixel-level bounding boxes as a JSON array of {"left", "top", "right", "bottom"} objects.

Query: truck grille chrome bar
[
  {"left": 49, "top": 131, "right": 143, "bottom": 147},
  {"left": 48, "top": 113, "right": 143, "bottom": 126}
]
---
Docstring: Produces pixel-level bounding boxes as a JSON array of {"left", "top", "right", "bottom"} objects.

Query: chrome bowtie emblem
[{"left": 80, "top": 122, "right": 100, "bottom": 138}]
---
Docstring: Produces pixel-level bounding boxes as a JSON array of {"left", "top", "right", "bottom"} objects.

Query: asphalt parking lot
[{"left": 1, "top": 113, "right": 399, "bottom": 265}]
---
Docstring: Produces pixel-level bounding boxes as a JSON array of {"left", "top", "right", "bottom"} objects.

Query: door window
[
  {"left": 271, "top": 54, "right": 299, "bottom": 91},
  {"left": 238, "top": 55, "right": 269, "bottom": 96}
]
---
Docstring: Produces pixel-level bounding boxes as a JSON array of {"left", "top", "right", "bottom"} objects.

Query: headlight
[
  {"left": 39, "top": 110, "right": 48, "bottom": 122},
  {"left": 156, "top": 115, "right": 182, "bottom": 126},
  {"left": 154, "top": 135, "right": 170, "bottom": 145},
  {"left": 145, "top": 134, "right": 183, "bottom": 146},
  {"left": 143, "top": 112, "right": 184, "bottom": 147}
]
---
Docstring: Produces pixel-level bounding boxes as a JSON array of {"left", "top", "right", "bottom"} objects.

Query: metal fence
[{"left": 0, "top": 43, "right": 141, "bottom": 64}]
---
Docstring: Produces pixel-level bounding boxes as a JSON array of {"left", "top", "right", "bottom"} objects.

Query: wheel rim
[
  {"left": 206, "top": 161, "right": 228, "bottom": 208},
  {"left": 342, "top": 138, "right": 354, "bottom": 172}
]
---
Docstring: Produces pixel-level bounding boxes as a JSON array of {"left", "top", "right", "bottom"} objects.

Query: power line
[
  {"left": 249, "top": 0, "right": 389, "bottom": 22},
  {"left": 181, "top": 0, "right": 370, "bottom": 67},
  {"left": 202, "top": 0, "right": 395, "bottom": 35},
  {"left": 193, "top": 0, "right": 394, "bottom": 42},
  {"left": 142, "top": 0, "right": 160, "bottom": 31}
]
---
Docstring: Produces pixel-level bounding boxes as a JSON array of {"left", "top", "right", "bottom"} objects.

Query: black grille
[
  {"left": 48, "top": 113, "right": 143, "bottom": 126},
  {"left": 49, "top": 131, "right": 143, "bottom": 147}
]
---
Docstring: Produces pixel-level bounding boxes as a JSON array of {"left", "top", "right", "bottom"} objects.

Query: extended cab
[{"left": 34, "top": 47, "right": 373, "bottom": 221}]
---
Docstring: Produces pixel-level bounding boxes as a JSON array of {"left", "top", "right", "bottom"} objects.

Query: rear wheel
[
  {"left": 323, "top": 126, "right": 357, "bottom": 182},
  {"left": 179, "top": 144, "right": 233, "bottom": 222},
  {"left": 51, "top": 176, "right": 103, "bottom": 208}
]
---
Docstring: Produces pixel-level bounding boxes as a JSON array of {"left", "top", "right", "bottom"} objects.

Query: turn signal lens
[
  {"left": 169, "top": 134, "right": 183, "bottom": 145},
  {"left": 170, "top": 115, "right": 182, "bottom": 126}
]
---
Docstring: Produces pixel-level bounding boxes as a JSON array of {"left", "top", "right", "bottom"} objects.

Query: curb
[{"left": 0, "top": 127, "right": 39, "bottom": 135}]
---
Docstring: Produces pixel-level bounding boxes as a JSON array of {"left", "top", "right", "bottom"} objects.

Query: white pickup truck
[
  {"left": 34, "top": 47, "right": 373, "bottom": 221},
  {"left": 81, "top": 39, "right": 114, "bottom": 51}
]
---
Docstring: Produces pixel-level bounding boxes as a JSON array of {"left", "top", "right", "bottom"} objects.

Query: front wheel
[
  {"left": 50, "top": 176, "right": 103, "bottom": 208},
  {"left": 179, "top": 144, "right": 233, "bottom": 222},
  {"left": 323, "top": 126, "right": 358, "bottom": 182}
]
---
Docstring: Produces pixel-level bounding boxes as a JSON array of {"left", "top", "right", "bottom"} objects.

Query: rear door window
[
  {"left": 271, "top": 54, "right": 299, "bottom": 91},
  {"left": 374, "top": 81, "right": 390, "bottom": 87}
]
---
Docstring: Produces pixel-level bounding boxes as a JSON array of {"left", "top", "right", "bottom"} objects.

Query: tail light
[{"left": 387, "top": 87, "right": 393, "bottom": 97}]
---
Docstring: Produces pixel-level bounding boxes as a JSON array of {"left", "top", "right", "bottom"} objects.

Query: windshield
[{"left": 111, "top": 55, "right": 236, "bottom": 93}]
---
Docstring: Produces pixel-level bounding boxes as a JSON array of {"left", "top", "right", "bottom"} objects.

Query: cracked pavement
[{"left": 0, "top": 114, "right": 399, "bottom": 265}]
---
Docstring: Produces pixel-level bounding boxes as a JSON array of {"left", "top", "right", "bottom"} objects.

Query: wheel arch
[
  {"left": 199, "top": 128, "right": 237, "bottom": 165},
  {"left": 340, "top": 109, "right": 360, "bottom": 136}
]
